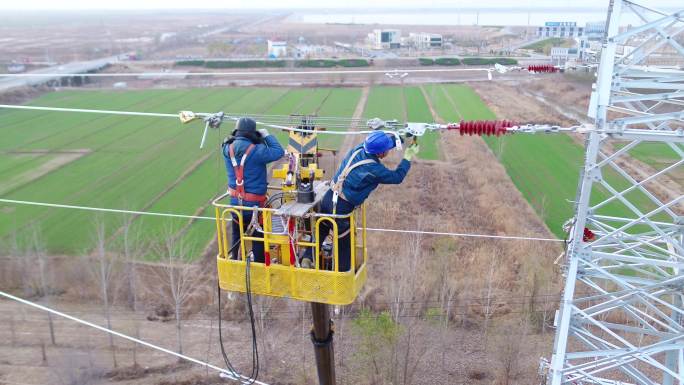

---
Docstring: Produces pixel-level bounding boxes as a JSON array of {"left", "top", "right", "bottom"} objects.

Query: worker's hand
[
  {"left": 257, "top": 128, "right": 270, "bottom": 138},
  {"left": 403, "top": 143, "right": 420, "bottom": 161}
]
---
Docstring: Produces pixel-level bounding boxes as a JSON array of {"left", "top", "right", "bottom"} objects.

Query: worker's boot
[{"left": 300, "top": 257, "right": 313, "bottom": 269}]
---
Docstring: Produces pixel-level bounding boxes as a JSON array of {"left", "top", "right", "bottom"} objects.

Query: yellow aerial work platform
[{"left": 212, "top": 182, "right": 368, "bottom": 305}]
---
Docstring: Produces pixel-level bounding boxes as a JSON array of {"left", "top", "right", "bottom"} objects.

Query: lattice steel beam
[{"left": 548, "top": 1, "right": 684, "bottom": 384}]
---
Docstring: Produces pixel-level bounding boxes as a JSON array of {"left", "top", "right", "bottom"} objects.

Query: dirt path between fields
[
  {"left": 437, "top": 85, "right": 464, "bottom": 120},
  {"left": 320, "top": 86, "right": 370, "bottom": 175},
  {"left": 420, "top": 84, "right": 448, "bottom": 161},
  {"left": 341, "top": 86, "right": 370, "bottom": 153},
  {"left": 419, "top": 85, "right": 442, "bottom": 124}
]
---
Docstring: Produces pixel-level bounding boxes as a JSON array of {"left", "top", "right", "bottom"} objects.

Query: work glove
[
  {"left": 403, "top": 143, "right": 420, "bottom": 161},
  {"left": 257, "top": 128, "right": 270, "bottom": 138}
]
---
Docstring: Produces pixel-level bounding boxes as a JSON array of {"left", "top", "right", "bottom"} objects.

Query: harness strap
[
  {"left": 330, "top": 148, "right": 376, "bottom": 214},
  {"left": 228, "top": 143, "right": 265, "bottom": 204},
  {"left": 228, "top": 189, "right": 267, "bottom": 205}
]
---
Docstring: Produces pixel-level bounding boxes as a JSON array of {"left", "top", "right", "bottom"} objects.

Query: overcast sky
[{"left": 0, "top": 0, "right": 678, "bottom": 10}]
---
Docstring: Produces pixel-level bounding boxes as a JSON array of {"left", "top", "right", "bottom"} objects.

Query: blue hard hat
[{"left": 363, "top": 131, "right": 396, "bottom": 154}]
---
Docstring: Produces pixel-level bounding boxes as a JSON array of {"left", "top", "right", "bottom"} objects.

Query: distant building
[
  {"left": 368, "top": 29, "right": 401, "bottom": 49},
  {"left": 293, "top": 44, "right": 330, "bottom": 58},
  {"left": 619, "top": 45, "right": 636, "bottom": 59},
  {"left": 267, "top": 39, "right": 288, "bottom": 58},
  {"left": 584, "top": 21, "right": 606, "bottom": 41},
  {"left": 537, "top": 22, "right": 584, "bottom": 38},
  {"left": 7, "top": 63, "right": 26, "bottom": 73},
  {"left": 551, "top": 44, "right": 582, "bottom": 65},
  {"left": 408, "top": 33, "right": 443, "bottom": 49},
  {"left": 551, "top": 46, "right": 570, "bottom": 63}
]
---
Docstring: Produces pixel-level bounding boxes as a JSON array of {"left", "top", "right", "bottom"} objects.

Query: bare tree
[
  {"left": 151, "top": 230, "right": 201, "bottom": 356},
  {"left": 482, "top": 249, "right": 501, "bottom": 348},
  {"left": 385, "top": 216, "right": 428, "bottom": 385},
  {"left": 120, "top": 214, "right": 143, "bottom": 311},
  {"left": 28, "top": 226, "right": 57, "bottom": 346},
  {"left": 9, "top": 314, "right": 16, "bottom": 346},
  {"left": 438, "top": 275, "right": 457, "bottom": 373},
  {"left": 388, "top": 219, "right": 423, "bottom": 323},
  {"left": 88, "top": 218, "right": 118, "bottom": 368}
]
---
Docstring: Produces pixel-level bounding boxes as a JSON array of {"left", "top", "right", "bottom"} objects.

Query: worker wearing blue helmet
[{"left": 301, "top": 131, "right": 419, "bottom": 271}]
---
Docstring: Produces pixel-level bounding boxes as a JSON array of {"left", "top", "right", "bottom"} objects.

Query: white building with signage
[
  {"left": 267, "top": 39, "right": 287, "bottom": 58},
  {"left": 368, "top": 29, "right": 401, "bottom": 49},
  {"left": 537, "top": 22, "right": 584, "bottom": 38},
  {"left": 408, "top": 32, "right": 443, "bottom": 49},
  {"left": 551, "top": 44, "right": 584, "bottom": 65},
  {"left": 584, "top": 21, "right": 606, "bottom": 41}
]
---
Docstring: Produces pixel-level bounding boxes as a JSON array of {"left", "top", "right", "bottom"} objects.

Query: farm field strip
[
  {"left": 426, "top": 84, "right": 661, "bottom": 238},
  {"left": 0, "top": 90, "right": 164, "bottom": 151},
  {"left": 0, "top": 90, "right": 203, "bottom": 181},
  {"left": 615, "top": 142, "right": 684, "bottom": 186},
  {"left": 362, "top": 85, "right": 440, "bottom": 160},
  {"left": 315, "top": 87, "right": 362, "bottom": 149},
  {"left": 0, "top": 87, "right": 364, "bottom": 256},
  {"left": 1, "top": 89, "right": 237, "bottom": 252},
  {"left": 0, "top": 85, "right": 441, "bottom": 257},
  {"left": 363, "top": 86, "right": 404, "bottom": 122},
  {"left": 404, "top": 86, "right": 440, "bottom": 160}
]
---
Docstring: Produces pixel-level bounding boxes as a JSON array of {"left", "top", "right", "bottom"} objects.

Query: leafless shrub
[
  {"left": 52, "top": 351, "right": 103, "bottom": 385},
  {"left": 467, "top": 369, "right": 488, "bottom": 380},
  {"left": 490, "top": 318, "right": 530, "bottom": 385}
]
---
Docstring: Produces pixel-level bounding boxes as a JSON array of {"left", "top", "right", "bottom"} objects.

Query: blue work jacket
[
  {"left": 223, "top": 135, "right": 284, "bottom": 205},
  {"left": 334, "top": 143, "right": 411, "bottom": 207}
]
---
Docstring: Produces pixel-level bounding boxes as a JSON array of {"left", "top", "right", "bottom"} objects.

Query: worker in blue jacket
[
  {"left": 301, "top": 131, "right": 419, "bottom": 271},
  {"left": 223, "top": 117, "right": 285, "bottom": 262}
]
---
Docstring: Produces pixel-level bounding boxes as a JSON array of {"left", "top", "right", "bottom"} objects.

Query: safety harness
[
  {"left": 226, "top": 143, "right": 267, "bottom": 205},
  {"left": 330, "top": 148, "right": 376, "bottom": 215}
]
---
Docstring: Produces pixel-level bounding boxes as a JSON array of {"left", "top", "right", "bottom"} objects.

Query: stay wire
[
  {"left": 0, "top": 290, "right": 271, "bottom": 385},
  {"left": 0, "top": 199, "right": 564, "bottom": 243}
]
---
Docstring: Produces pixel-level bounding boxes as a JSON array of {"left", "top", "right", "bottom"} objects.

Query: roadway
[{"left": 0, "top": 55, "right": 123, "bottom": 92}]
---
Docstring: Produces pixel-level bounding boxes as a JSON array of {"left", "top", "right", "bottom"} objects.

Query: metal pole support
[{"left": 311, "top": 302, "right": 336, "bottom": 385}]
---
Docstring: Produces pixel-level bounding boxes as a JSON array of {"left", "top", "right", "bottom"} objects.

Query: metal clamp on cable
[
  {"left": 310, "top": 319, "right": 335, "bottom": 348},
  {"left": 198, "top": 111, "right": 225, "bottom": 149}
]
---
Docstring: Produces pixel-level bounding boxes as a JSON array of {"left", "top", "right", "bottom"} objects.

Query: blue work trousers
[{"left": 304, "top": 189, "right": 354, "bottom": 272}]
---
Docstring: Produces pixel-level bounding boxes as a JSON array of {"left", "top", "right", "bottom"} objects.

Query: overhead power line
[
  {"left": 0, "top": 290, "right": 270, "bottom": 385},
  {"left": 0, "top": 104, "right": 178, "bottom": 119},
  {"left": 0, "top": 104, "right": 378, "bottom": 135},
  {"left": 0, "top": 198, "right": 563, "bottom": 243},
  {"left": 0, "top": 67, "right": 492, "bottom": 78}
]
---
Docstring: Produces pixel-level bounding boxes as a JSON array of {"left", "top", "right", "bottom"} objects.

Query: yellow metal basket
[{"left": 213, "top": 192, "right": 368, "bottom": 305}]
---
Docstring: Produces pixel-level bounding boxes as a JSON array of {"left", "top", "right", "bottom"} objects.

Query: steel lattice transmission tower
[{"left": 548, "top": 1, "right": 684, "bottom": 384}]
